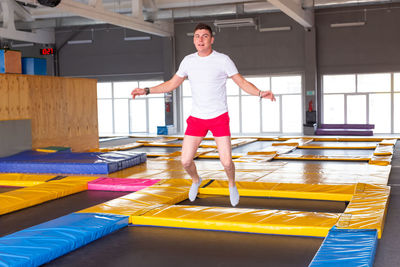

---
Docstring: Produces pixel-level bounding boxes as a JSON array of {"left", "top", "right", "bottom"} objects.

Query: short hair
[{"left": 194, "top": 23, "right": 213, "bottom": 36}]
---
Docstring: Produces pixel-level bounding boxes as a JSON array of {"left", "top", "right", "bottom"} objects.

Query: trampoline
[{"left": 0, "top": 137, "right": 397, "bottom": 266}]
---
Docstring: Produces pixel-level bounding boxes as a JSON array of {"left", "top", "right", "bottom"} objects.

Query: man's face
[{"left": 193, "top": 29, "right": 214, "bottom": 53}]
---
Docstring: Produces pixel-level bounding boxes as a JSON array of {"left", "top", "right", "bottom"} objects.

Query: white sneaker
[
  {"left": 229, "top": 186, "right": 240, "bottom": 207},
  {"left": 188, "top": 178, "right": 202, "bottom": 202}
]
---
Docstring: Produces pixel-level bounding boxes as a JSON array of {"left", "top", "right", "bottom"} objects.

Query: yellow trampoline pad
[{"left": 132, "top": 204, "right": 340, "bottom": 237}]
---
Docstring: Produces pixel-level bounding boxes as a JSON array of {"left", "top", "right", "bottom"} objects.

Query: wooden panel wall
[{"left": 0, "top": 74, "right": 99, "bottom": 152}]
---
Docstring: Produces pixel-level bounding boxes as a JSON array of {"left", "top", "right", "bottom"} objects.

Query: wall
[
  {"left": 0, "top": 74, "right": 98, "bottom": 152},
  {"left": 174, "top": 13, "right": 305, "bottom": 76},
  {"left": 0, "top": 120, "right": 32, "bottom": 157},
  {"left": 55, "top": 25, "right": 174, "bottom": 82},
  {"left": 315, "top": 3, "right": 400, "bottom": 123},
  {"left": 50, "top": 3, "right": 400, "bottom": 133}
]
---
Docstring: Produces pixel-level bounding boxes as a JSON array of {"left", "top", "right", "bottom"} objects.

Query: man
[{"left": 131, "top": 23, "right": 275, "bottom": 206}]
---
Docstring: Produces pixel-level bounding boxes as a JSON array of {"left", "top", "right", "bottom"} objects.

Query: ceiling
[{"left": 0, "top": 0, "right": 397, "bottom": 44}]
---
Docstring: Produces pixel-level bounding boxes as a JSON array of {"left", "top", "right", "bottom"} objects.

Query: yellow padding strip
[
  {"left": 143, "top": 143, "right": 182, "bottom": 147},
  {"left": 78, "top": 179, "right": 192, "bottom": 223},
  {"left": 132, "top": 205, "right": 339, "bottom": 237},
  {"left": 136, "top": 137, "right": 179, "bottom": 143},
  {"left": 274, "top": 154, "right": 371, "bottom": 161},
  {"left": 0, "top": 179, "right": 88, "bottom": 215},
  {"left": 272, "top": 138, "right": 313, "bottom": 147},
  {"left": 299, "top": 144, "right": 376, "bottom": 149},
  {"left": 198, "top": 152, "right": 244, "bottom": 159},
  {"left": 200, "top": 181, "right": 355, "bottom": 201},
  {"left": 337, "top": 184, "right": 390, "bottom": 238},
  {"left": 94, "top": 143, "right": 144, "bottom": 152},
  {"left": 0, "top": 173, "right": 55, "bottom": 187},
  {"left": 248, "top": 146, "right": 297, "bottom": 155},
  {"left": 369, "top": 155, "right": 392, "bottom": 166},
  {"left": 373, "top": 145, "right": 394, "bottom": 156},
  {"left": 231, "top": 138, "right": 258, "bottom": 148},
  {"left": 167, "top": 148, "right": 216, "bottom": 159},
  {"left": 233, "top": 154, "right": 275, "bottom": 163},
  {"left": 379, "top": 139, "right": 397, "bottom": 146}
]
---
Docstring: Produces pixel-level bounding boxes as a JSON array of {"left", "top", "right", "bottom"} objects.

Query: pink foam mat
[{"left": 87, "top": 178, "right": 160, "bottom": 191}]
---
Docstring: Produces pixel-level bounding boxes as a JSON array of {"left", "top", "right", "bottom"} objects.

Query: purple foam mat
[
  {"left": 319, "top": 124, "right": 374, "bottom": 129},
  {"left": 315, "top": 129, "right": 373, "bottom": 136}
]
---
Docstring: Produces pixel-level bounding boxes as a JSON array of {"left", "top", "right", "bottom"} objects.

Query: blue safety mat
[
  {"left": 0, "top": 213, "right": 129, "bottom": 267},
  {"left": 309, "top": 226, "right": 378, "bottom": 266},
  {"left": 0, "top": 150, "right": 147, "bottom": 174}
]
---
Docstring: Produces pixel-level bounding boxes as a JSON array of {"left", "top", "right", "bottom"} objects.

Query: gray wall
[
  {"left": 0, "top": 120, "right": 32, "bottom": 157},
  {"left": 47, "top": 3, "right": 400, "bottom": 133},
  {"left": 175, "top": 13, "right": 306, "bottom": 76},
  {"left": 315, "top": 4, "right": 400, "bottom": 123},
  {"left": 55, "top": 25, "right": 174, "bottom": 82}
]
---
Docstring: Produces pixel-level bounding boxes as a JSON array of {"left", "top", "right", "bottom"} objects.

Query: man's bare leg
[
  {"left": 181, "top": 135, "right": 204, "bottom": 201},
  {"left": 215, "top": 136, "right": 239, "bottom": 206}
]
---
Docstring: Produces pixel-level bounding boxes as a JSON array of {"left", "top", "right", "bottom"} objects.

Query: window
[
  {"left": 97, "top": 80, "right": 165, "bottom": 136},
  {"left": 323, "top": 73, "right": 398, "bottom": 133},
  {"left": 181, "top": 75, "right": 302, "bottom": 135}
]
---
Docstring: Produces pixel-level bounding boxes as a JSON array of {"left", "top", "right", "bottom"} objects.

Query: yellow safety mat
[
  {"left": 78, "top": 179, "right": 192, "bottom": 222},
  {"left": 274, "top": 154, "right": 371, "bottom": 161},
  {"left": 257, "top": 162, "right": 391, "bottom": 185},
  {"left": 369, "top": 155, "right": 392, "bottom": 166},
  {"left": 0, "top": 178, "right": 90, "bottom": 215},
  {"left": 132, "top": 205, "right": 340, "bottom": 237},
  {"left": 200, "top": 181, "right": 355, "bottom": 201},
  {"left": 337, "top": 183, "right": 390, "bottom": 238},
  {"left": 373, "top": 144, "right": 394, "bottom": 156},
  {"left": 379, "top": 139, "right": 397, "bottom": 146},
  {"left": 0, "top": 173, "right": 56, "bottom": 187}
]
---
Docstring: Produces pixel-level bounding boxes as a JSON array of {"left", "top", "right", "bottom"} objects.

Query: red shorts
[{"left": 185, "top": 112, "right": 231, "bottom": 137}]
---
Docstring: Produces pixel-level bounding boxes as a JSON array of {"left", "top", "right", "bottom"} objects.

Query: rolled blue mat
[{"left": 0, "top": 213, "right": 129, "bottom": 266}]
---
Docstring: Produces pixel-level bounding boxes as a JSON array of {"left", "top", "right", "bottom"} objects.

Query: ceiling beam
[
  {"left": 268, "top": 0, "right": 313, "bottom": 29},
  {"left": 55, "top": 0, "right": 173, "bottom": 36},
  {"left": 0, "top": 0, "right": 54, "bottom": 43}
]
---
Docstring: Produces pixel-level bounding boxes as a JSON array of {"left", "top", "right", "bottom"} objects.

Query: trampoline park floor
[{"left": 0, "top": 136, "right": 399, "bottom": 266}]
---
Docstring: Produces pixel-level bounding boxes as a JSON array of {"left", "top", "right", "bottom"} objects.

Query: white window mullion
[
  {"left": 111, "top": 82, "right": 115, "bottom": 134},
  {"left": 391, "top": 73, "right": 394, "bottom": 133}
]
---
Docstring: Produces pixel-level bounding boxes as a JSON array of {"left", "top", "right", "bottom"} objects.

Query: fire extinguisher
[{"left": 166, "top": 103, "right": 171, "bottom": 113}]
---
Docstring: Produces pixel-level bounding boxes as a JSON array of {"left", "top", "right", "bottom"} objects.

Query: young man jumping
[{"left": 131, "top": 23, "right": 275, "bottom": 206}]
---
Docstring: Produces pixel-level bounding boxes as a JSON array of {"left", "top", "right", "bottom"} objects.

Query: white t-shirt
[{"left": 176, "top": 50, "right": 239, "bottom": 119}]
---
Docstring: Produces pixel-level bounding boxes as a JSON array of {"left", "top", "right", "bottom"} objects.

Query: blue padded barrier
[
  {"left": 0, "top": 213, "right": 129, "bottom": 267},
  {"left": 309, "top": 226, "right": 378, "bottom": 267},
  {"left": 0, "top": 150, "right": 147, "bottom": 174}
]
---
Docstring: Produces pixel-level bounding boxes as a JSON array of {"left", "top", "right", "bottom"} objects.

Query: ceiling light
[
  {"left": 214, "top": 18, "right": 255, "bottom": 29},
  {"left": 11, "top": 43, "right": 34, "bottom": 48},
  {"left": 330, "top": 22, "right": 365, "bottom": 28},
  {"left": 259, "top": 26, "right": 291, "bottom": 32},
  {"left": 124, "top": 36, "right": 151, "bottom": 41},
  {"left": 67, "top": 40, "right": 93, "bottom": 45}
]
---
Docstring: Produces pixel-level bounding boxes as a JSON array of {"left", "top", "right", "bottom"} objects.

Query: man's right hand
[{"left": 131, "top": 88, "right": 146, "bottom": 99}]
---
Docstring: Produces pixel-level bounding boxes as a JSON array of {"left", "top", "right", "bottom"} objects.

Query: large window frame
[
  {"left": 322, "top": 72, "right": 399, "bottom": 134},
  {"left": 180, "top": 74, "right": 303, "bottom": 135},
  {"left": 97, "top": 80, "right": 165, "bottom": 136}
]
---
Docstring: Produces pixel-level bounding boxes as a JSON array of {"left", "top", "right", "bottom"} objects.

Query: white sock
[
  {"left": 229, "top": 185, "right": 240, "bottom": 207},
  {"left": 188, "top": 177, "right": 202, "bottom": 202}
]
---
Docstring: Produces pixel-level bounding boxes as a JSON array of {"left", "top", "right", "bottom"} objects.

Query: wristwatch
[{"left": 144, "top": 87, "right": 150, "bottom": 95}]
